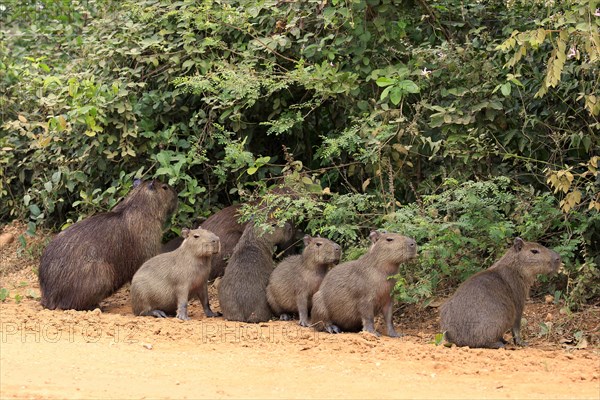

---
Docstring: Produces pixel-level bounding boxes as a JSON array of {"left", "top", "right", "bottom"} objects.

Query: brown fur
[
  {"left": 266, "top": 236, "right": 341, "bottom": 326},
  {"left": 131, "top": 228, "right": 220, "bottom": 320},
  {"left": 440, "top": 238, "right": 561, "bottom": 349},
  {"left": 218, "top": 221, "right": 294, "bottom": 323},
  {"left": 39, "top": 179, "right": 178, "bottom": 310},
  {"left": 311, "top": 231, "right": 417, "bottom": 337}
]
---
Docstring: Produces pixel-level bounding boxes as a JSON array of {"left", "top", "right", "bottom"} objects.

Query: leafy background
[{"left": 1, "top": 0, "right": 598, "bottom": 308}]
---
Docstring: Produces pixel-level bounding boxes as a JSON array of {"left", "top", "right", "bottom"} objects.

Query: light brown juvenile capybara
[
  {"left": 162, "top": 204, "right": 246, "bottom": 279},
  {"left": 440, "top": 237, "right": 561, "bottom": 349},
  {"left": 266, "top": 235, "right": 341, "bottom": 326},
  {"left": 218, "top": 220, "right": 294, "bottom": 323},
  {"left": 131, "top": 228, "right": 220, "bottom": 320},
  {"left": 311, "top": 231, "right": 417, "bottom": 337},
  {"left": 39, "top": 179, "right": 178, "bottom": 311},
  {"left": 163, "top": 203, "right": 299, "bottom": 280}
]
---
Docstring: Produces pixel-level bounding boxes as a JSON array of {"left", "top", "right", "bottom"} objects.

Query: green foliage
[{"left": 0, "top": 0, "right": 597, "bottom": 307}]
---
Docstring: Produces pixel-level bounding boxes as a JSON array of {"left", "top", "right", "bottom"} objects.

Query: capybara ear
[
  {"left": 181, "top": 228, "right": 190, "bottom": 239},
  {"left": 133, "top": 179, "right": 142, "bottom": 187},
  {"left": 148, "top": 180, "right": 156, "bottom": 190},
  {"left": 514, "top": 237, "right": 524, "bottom": 252},
  {"left": 303, "top": 235, "right": 312, "bottom": 247},
  {"left": 369, "top": 230, "right": 381, "bottom": 243}
]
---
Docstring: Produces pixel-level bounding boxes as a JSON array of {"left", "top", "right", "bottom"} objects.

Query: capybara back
[
  {"left": 440, "top": 238, "right": 561, "bottom": 348},
  {"left": 219, "top": 221, "right": 294, "bottom": 323},
  {"left": 39, "top": 179, "right": 178, "bottom": 310}
]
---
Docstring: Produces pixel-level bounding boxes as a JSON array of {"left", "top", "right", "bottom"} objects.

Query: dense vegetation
[{"left": 1, "top": 0, "right": 598, "bottom": 307}]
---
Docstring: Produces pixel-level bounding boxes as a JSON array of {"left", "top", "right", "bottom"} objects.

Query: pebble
[{"left": 0, "top": 233, "right": 15, "bottom": 249}]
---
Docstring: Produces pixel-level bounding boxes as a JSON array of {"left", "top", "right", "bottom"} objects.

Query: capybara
[
  {"left": 39, "top": 179, "right": 178, "bottom": 310},
  {"left": 162, "top": 204, "right": 246, "bottom": 280},
  {"left": 163, "top": 203, "right": 299, "bottom": 280},
  {"left": 266, "top": 235, "right": 341, "bottom": 326},
  {"left": 218, "top": 220, "right": 294, "bottom": 323},
  {"left": 440, "top": 237, "right": 561, "bottom": 349},
  {"left": 311, "top": 231, "right": 417, "bottom": 337},
  {"left": 131, "top": 227, "right": 221, "bottom": 320}
]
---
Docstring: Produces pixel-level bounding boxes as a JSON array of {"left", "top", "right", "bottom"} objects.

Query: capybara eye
[
  {"left": 161, "top": 184, "right": 168, "bottom": 190},
  {"left": 316, "top": 242, "right": 322, "bottom": 247},
  {"left": 531, "top": 249, "right": 539, "bottom": 254},
  {"left": 193, "top": 234, "right": 200, "bottom": 238},
  {"left": 386, "top": 238, "right": 393, "bottom": 242}
]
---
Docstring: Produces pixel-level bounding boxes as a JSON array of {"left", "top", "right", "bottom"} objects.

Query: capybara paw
[
  {"left": 150, "top": 310, "right": 168, "bottom": 318},
  {"left": 205, "top": 310, "right": 222, "bottom": 318},
  {"left": 388, "top": 331, "right": 404, "bottom": 338},
  {"left": 325, "top": 324, "right": 341, "bottom": 334},
  {"left": 279, "top": 313, "right": 292, "bottom": 321},
  {"left": 514, "top": 338, "right": 528, "bottom": 347},
  {"left": 176, "top": 313, "right": 190, "bottom": 321},
  {"left": 299, "top": 319, "right": 310, "bottom": 327}
]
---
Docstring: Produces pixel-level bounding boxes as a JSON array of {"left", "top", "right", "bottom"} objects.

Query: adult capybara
[
  {"left": 218, "top": 220, "right": 294, "bottom": 323},
  {"left": 311, "top": 231, "right": 417, "bottom": 337},
  {"left": 163, "top": 203, "right": 299, "bottom": 280},
  {"left": 39, "top": 179, "right": 178, "bottom": 311},
  {"left": 266, "top": 235, "right": 341, "bottom": 326},
  {"left": 440, "top": 237, "right": 561, "bottom": 349},
  {"left": 131, "top": 228, "right": 220, "bottom": 320}
]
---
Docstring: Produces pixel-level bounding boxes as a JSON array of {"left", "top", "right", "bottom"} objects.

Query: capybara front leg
[
  {"left": 176, "top": 301, "right": 190, "bottom": 321},
  {"left": 512, "top": 320, "right": 528, "bottom": 346},
  {"left": 296, "top": 294, "right": 310, "bottom": 327},
  {"left": 382, "top": 299, "right": 402, "bottom": 338},
  {"left": 199, "top": 284, "right": 221, "bottom": 318}
]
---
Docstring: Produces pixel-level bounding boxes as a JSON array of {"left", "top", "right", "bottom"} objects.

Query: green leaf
[
  {"left": 397, "top": 80, "right": 420, "bottom": 94},
  {"left": 389, "top": 87, "right": 403, "bottom": 105},
  {"left": 500, "top": 82, "right": 511, "bottom": 96},
  {"left": 247, "top": 167, "right": 258, "bottom": 175},
  {"left": 375, "top": 77, "right": 395, "bottom": 87}
]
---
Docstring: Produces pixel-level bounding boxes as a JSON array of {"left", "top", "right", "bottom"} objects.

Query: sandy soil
[{"left": 1, "top": 222, "right": 599, "bottom": 399}]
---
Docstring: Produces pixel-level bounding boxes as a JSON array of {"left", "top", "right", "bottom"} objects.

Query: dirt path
[{"left": 1, "top": 224, "right": 599, "bottom": 399}]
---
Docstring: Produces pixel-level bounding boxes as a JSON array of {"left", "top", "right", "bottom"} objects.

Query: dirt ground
[{"left": 1, "top": 222, "right": 599, "bottom": 399}]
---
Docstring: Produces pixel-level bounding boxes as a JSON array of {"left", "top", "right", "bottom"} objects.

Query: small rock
[
  {"left": 544, "top": 313, "right": 553, "bottom": 322},
  {"left": 544, "top": 295, "right": 554, "bottom": 304},
  {"left": 142, "top": 343, "right": 153, "bottom": 350},
  {"left": 0, "top": 233, "right": 15, "bottom": 249}
]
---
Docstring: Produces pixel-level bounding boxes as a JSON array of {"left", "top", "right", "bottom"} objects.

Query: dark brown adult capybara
[
  {"left": 311, "top": 231, "right": 417, "bottom": 337},
  {"left": 162, "top": 203, "right": 300, "bottom": 280},
  {"left": 131, "top": 228, "right": 220, "bottom": 320},
  {"left": 266, "top": 235, "right": 341, "bottom": 326},
  {"left": 218, "top": 220, "right": 294, "bottom": 323},
  {"left": 39, "top": 179, "right": 178, "bottom": 311},
  {"left": 440, "top": 238, "right": 561, "bottom": 349}
]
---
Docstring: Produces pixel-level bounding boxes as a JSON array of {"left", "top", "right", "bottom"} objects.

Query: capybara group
[
  {"left": 311, "top": 231, "right": 417, "bottom": 337},
  {"left": 440, "top": 238, "right": 561, "bottom": 349},
  {"left": 39, "top": 179, "right": 178, "bottom": 310},
  {"left": 219, "top": 220, "right": 294, "bottom": 323},
  {"left": 267, "top": 235, "right": 341, "bottom": 326},
  {"left": 131, "top": 227, "right": 221, "bottom": 320}
]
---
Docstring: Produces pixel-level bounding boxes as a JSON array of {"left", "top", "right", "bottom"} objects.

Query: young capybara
[
  {"left": 39, "top": 179, "right": 178, "bottom": 311},
  {"left": 163, "top": 203, "right": 299, "bottom": 280},
  {"left": 218, "top": 220, "right": 294, "bottom": 323},
  {"left": 266, "top": 235, "right": 341, "bottom": 326},
  {"left": 311, "top": 231, "right": 417, "bottom": 337},
  {"left": 162, "top": 204, "right": 246, "bottom": 280},
  {"left": 131, "top": 227, "right": 221, "bottom": 320},
  {"left": 440, "top": 237, "right": 561, "bottom": 349}
]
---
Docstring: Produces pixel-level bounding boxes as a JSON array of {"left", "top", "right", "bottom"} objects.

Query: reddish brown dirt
[{"left": 1, "top": 222, "right": 599, "bottom": 399}]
